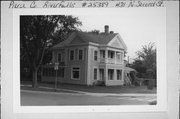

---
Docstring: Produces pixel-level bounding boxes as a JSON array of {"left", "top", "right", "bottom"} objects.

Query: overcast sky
[{"left": 71, "top": 8, "right": 166, "bottom": 61}]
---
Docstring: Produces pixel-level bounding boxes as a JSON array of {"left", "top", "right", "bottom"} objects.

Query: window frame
[
  {"left": 58, "top": 52, "right": 62, "bottom": 62},
  {"left": 108, "top": 50, "right": 114, "bottom": 59},
  {"left": 69, "top": 49, "right": 75, "bottom": 61},
  {"left": 58, "top": 67, "right": 64, "bottom": 78},
  {"left": 117, "top": 52, "right": 123, "bottom": 63},
  {"left": 78, "top": 49, "right": 84, "bottom": 60},
  {"left": 100, "top": 50, "right": 105, "bottom": 58},
  {"left": 94, "top": 68, "right": 98, "bottom": 80},
  {"left": 71, "top": 66, "right": 80, "bottom": 80},
  {"left": 94, "top": 50, "right": 98, "bottom": 61},
  {"left": 117, "top": 69, "right": 122, "bottom": 80},
  {"left": 108, "top": 69, "right": 114, "bottom": 80}
]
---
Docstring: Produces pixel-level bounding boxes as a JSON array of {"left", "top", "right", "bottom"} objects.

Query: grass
[{"left": 21, "top": 81, "right": 156, "bottom": 94}]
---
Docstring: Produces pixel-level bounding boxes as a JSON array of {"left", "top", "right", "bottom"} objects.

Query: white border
[{"left": 12, "top": 8, "right": 167, "bottom": 113}]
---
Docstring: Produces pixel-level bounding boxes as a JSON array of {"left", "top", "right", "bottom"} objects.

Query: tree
[
  {"left": 20, "top": 15, "right": 82, "bottom": 88},
  {"left": 131, "top": 42, "right": 156, "bottom": 79},
  {"left": 88, "top": 29, "right": 100, "bottom": 34}
]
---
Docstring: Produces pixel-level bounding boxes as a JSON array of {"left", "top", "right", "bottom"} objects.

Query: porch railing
[{"left": 99, "top": 58, "right": 123, "bottom": 64}]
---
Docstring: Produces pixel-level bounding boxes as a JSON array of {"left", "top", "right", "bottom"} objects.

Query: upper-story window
[
  {"left": 94, "top": 50, "right": 98, "bottom": 61},
  {"left": 117, "top": 52, "right": 123, "bottom": 63},
  {"left": 58, "top": 53, "right": 62, "bottom": 62},
  {"left": 100, "top": 50, "right": 105, "bottom": 58},
  {"left": 70, "top": 50, "right": 75, "bottom": 60},
  {"left": 108, "top": 51, "right": 114, "bottom": 59},
  {"left": 78, "top": 49, "right": 83, "bottom": 60}
]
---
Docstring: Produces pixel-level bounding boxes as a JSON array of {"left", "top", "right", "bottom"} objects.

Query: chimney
[
  {"left": 110, "top": 31, "right": 114, "bottom": 34},
  {"left": 104, "top": 25, "right": 109, "bottom": 34}
]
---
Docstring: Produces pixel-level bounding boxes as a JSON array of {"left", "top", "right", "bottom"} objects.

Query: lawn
[{"left": 21, "top": 81, "right": 156, "bottom": 94}]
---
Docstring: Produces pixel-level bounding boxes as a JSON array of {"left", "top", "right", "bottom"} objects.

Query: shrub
[{"left": 147, "top": 79, "right": 154, "bottom": 90}]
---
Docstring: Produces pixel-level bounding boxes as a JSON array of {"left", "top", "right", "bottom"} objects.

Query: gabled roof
[
  {"left": 52, "top": 31, "right": 125, "bottom": 49},
  {"left": 75, "top": 32, "right": 118, "bottom": 45}
]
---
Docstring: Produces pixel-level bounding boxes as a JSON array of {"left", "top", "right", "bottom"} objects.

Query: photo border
[{"left": 1, "top": 1, "right": 179, "bottom": 119}]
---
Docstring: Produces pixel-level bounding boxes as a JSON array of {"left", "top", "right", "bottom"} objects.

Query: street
[{"left": 21, "top": 89, "right": 156, "bottom": 106}]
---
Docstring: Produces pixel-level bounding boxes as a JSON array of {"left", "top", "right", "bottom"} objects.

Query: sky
[{"left": 70, "top": 8, "right": 166, "bottom": 61}]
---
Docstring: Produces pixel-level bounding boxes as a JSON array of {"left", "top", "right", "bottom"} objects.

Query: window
[
  {"left": 70, "top": 50, "right": 74, "bottom": 60},
  {"left": 117, "top": 52, "right": 122, "bottom": 63},
  {"left": 94, "top": 68, "right": 97, "bottom": 80},
  {"left": 94, "top": 50, "right": 98, "bottom": 61},
  {"left": 72, "top": 67, "right": 80, "bottom": 79},
  {"left": 58, "top": 67, "right": 64, "bottom": 78},
  {"left": 58, "top": 53, "right": 62, "bottom": 62},
  {"left": 43, "top": 68, "right": 56, "bottom": 77},
  {"left": 108, "top": 51, "right": 114, "bottom": 59},
  {"left": 100, "top": 50, "right": 105, "bottom": 58},
  {"left": 78, "top": 49, "right": 83, "bottom": 60},
  {"left": 108, "top": 69, "right": 114, "bottom": 80},
  {"left": 117, "top": 70, "right": 122, "bottom": 80}
]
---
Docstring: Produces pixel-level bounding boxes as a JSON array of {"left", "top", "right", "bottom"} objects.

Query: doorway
[{"left": 99, "top": 69, "right": 104, "bottom": 81}]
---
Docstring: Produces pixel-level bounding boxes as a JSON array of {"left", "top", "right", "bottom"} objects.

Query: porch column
[
  {"left": 105, "top": 67, "right": 108, "bottom": 85},
  {"left": 114, "top": 69, "right": 116, "bottom": 80},
  {"left": 122, "top": 69, "right": 124, "bottom": 83}
]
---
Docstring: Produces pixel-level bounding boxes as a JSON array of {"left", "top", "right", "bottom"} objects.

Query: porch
[
  {"left": 41, "top": 64, "right": 65, "bottom": 83},
  {"left": 93, "top": 67, "right": 124, "bottom": 86},
  {"left": 99, "top": 49, "right": 124, "bottom": 65}
]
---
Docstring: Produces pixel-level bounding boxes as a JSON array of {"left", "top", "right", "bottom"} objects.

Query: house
[{"left": 41, "top": 25, "right": 128, "bottom": 86}]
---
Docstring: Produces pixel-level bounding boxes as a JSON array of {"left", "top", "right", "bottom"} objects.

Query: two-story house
[{"left": 41, "top": 25, "right": 127, "bottom": 86}]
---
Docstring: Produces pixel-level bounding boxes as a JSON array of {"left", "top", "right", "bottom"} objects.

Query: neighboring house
[{"left": 41, "top": 25, "right": 127, "bottom": 86}]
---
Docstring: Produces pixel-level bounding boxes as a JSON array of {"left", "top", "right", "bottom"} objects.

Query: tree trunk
[{"left": 32, "top": 68, "right": 38, "bottom": 88}]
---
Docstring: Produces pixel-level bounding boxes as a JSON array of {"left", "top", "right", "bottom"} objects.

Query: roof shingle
[
  {"left": 75, "top": 32, "right": 118, "bottom": 45},
  {"left": 52, "top": 31, "right": 118, "bottom": 49}
]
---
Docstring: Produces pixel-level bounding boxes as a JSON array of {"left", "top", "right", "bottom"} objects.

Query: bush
[
  {"left": 147, "top": 79, "right": 154, "bottom": 90},
  {"left": 93, "top": 80, "right": 105, "bottom": 86}
]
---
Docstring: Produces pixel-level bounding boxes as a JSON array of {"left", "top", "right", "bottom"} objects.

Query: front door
[{"left": 99, "top": 69, "right": 104, "bottom": 81}]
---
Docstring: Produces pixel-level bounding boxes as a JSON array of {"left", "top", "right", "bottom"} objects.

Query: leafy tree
[
  {"left": 88, "top": 29, "right": 100, "bottom": 34},
  {"left": 131, "top": 42, "right": 156, "bottom": 79},
  {"left": 20, "top": 15, "right": 82, "bottom": 88}
]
